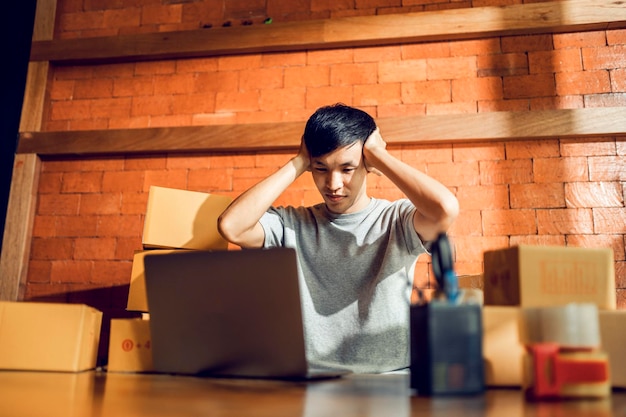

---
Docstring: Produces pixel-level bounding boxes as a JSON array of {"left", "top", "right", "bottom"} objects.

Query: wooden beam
[
  {"left": 17, "top": 108, "right": 626, "bottom": 157},
  {"left": 29, "top": 0, "right": 626, "bottom": 65}
]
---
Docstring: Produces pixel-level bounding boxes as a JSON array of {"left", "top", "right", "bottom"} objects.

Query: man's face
[{"left": 310, "top": 141, "right": 369, "bottom": 214}]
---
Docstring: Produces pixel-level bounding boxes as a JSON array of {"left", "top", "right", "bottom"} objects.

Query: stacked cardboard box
[
  {"left": 107, "top": 186, "right": 232, "bottom": 373},
  {"left": 0, "top": 301, "right": 102, "bottom": 372},
  {"left": 481, "top": 245, "right": 621, "bottom": 387}
]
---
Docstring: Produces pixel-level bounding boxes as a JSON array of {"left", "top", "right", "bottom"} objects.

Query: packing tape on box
[{"left": 520, "top": 303, "right": 600, "bottom": 349}]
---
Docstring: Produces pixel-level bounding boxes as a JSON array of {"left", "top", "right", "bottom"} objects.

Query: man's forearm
[{"left": 218, "top": 156, "right": 308, "bottom": 246}]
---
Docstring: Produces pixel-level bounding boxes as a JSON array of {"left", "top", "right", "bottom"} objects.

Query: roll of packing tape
[{"left": 520, "top": 303, "right": 600, "bottom": 348}]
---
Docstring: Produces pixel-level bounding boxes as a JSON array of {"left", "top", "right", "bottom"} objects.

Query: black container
[{"left": 410, "top": 301, "right": 484, "bottom": 396}]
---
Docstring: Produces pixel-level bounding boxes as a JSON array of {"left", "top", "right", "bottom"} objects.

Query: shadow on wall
[{"left": 29, "top": 284, "right": 142, "bottom": 367}]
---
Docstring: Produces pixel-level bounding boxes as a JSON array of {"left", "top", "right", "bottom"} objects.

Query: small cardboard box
[
  {"left": 142, "top": 186, "right": 232, "bottom": 250},
  {"left": 482, "top": 306, "right": 524, "bottom": 387},
  {"left": 483, "top": 245, "right": 615, "bottom": 309},
  {"left": 107, "top": 318, "right": 153, "bottom": 373},
  {"left": 127, "top": 249, "right": 189, "bottom": 312},
  {"left": 599, "top": 310, "right": 626, "bottom": 388},
  {"left": 0, "top": 301, "right": 102, "bottom": 372}
]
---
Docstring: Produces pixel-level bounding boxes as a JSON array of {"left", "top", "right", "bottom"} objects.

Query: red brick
[
  {"left": 150, "top": 114, "right": 193, "bottom": 128},
  {"left": 584, "top": 92, "right": 626, "bottom": 107},
  {"left": 135, "top": 60, "right": 176, "bottom": 75},
  {"left": 378, "top": 59, "right": 427, "bottom": 83},
  {"left": 553, "top": 31, "right": 607, "bottom": 49},
  {"left": 448, "top": 209, "right": 482, "bottom": 236},
  {"left": 141, "top": 4, "right": 182, "bottom": 25},
  {"left": 533, "top": 157, "right": 588, "bottom": 183},
  {"left": 79, "top": 193, "right": 122, "bottom": 215},
  {"left": 131, "top": 95, "right": 173, "bottom": 117},
  {"left": 452, "top": 76, "right": 503, "bottom": 101},
  {"left": 529, "top": 49, "right": 582, "bottom": 74},
  {"left": 259, "top": 87, "right": 305, "bottom": 111},
  {"left": 556, "top": 70, "right": 611, "bottom": 96},
  {"left": 59, "top": 10, "right": 105, "bottom": 32},
  {"left": 450, "top": 38, "right": 501, "bottom": 57},
  {"left": 453, "top": 143, "right": 505, "bottom": 162},
  {"left": 510, "top": 235, "right": 565, "bottom": 246},
  {"left": 582, "top": 45, "right": 626, "bottom": 71},
  {"left": 50, "top": 80, "right": 76, "bottom": 101},
  {"left": 154, "top": 73, "right": 198, "bottom": 95},
  {"left": 452, "top": 235, "right": 509, "bottom": 263},
  {"left": 610, "top": 68, "right": 626, "bottom": 91},
  {"left": 90, "top": 260, "right": 133, "bottom": 284},
  {"left": 560, "top": 138, "right": 616, "bottom": 157},
  {"left": 284, "top": 66, "right": 329, "bottom": 88},
  {"left": 50, "top": 100, "right": 91, "bottom": 121},
  {"left": 305, "top": 86, "right": 353, "bottom": 110},
  {"left": 307, "top": 48, "right": 354, "bottom": 65},
  {"left": 215, "top": 90, "right": 260, "bottom": 112},
  {"left": 565, "top": 182, "right": 624, "bottom": 208},
  {"left": 38, "top": 172, "right": 63, "bottom": 194},
  {"left": 31, "top": 237, "right": 74, "bottom": 260},
  {"left": 479, "top": 159, "right": 532, "bottom": 185},
  {"left": 37, "top": 194, "right": 80, "bottom": 216},
  {"left": 354, "top": 83, "right": 401, "bottom": 106},
  {"left": 97, "top": 214, "right": 143, "bottom": 237},
  {"left": 54, "top": 66, "right": 94, "bottom": 81},
  {"left": 70, "top": 118, "right": 108, "bottom": 130},
  {"left": 115, "top": 236, "right": 143, "bottom": 260},
  {"left": 81, "top": 158, "right": 126, "bottom": 171},
  {"left": 536, "top": 208, "right": 594, "bottom": 234},
  {"left": 217, "top": 54, "right": 263, "bottom": 71},
  {"left": 593, "top": 207, "right": 626, "bottom": 234},
  {"left": 261, "top": 51, "right": 307, "bottom": 68},
  {"left": 505, "top": 139, "right": 560, "bottom": 159},
  {"left": 426, "top": 161, "right": 480, "bottom": 187},
  {"left": 503, "top": 73, "right": 556, "bottom": 99},
  {"left": 588, "top": 156, "right": 626, "bottom": 181},
  {"left": 143, "top": 169, "right": 189, "bottom": 191},
  {"left": 530, "top": 95, "right": 584, "bottom": 110},
  {"left": 188, "top": 168, "right": 233, "bottom": 191},
  {"left": 427, "top": 56, "right": 476, "bottom": 80},
  {"left": 617, "top": 261, "right": 626, "bottom": 288},
  {"left": 32, "top": 216, "right": 57, "bottom": 238},
  {"left": 74, "top": 78, "right": 113, "bottom": 99},
  {"left": 176, "top": 57, "right": 219, "bottom": 73},
  {"left": 377, "top": 103, "right": 426, "bottom": 118},
  {"left": 239, "top": 67, "right": 285, "bottom": 91},
  {"left": 27, "top": 260, "right": 52, "bottom": 283},
  {"left": 477, "top": 53, "right": 528, "bottom": 77},
  {"left": 479, "top": 99, "right": 529, "bottom": 113},
  {"left": 112, "top": 76, "right": 155, "bottom": 98},
  {"left": 567, "top": 234, "right": 626, "bottom": 261},
  {"left": 482, "top": 209, "right": 537, "bottom": 236},
  {"left": 103, "top": 7, "right": 141, "bottom": 29},
  {"left": 455, "top": 185, "right": 509, "bottom": 210},
  {"left": 354, "top": 45, "right": 402, "bottom": 63},
  {"left": 102, "top": 170, "right": 145, "bottom": 192},
  {"left": 501, "top": 34, "right": 553, "bottom": 53},
  {"left": 402, "top": 80, "right": 450, "bottom": 104},
  {"left": 330, "top": 62, "right": 377, "bottom": 86},
  {"left": 61, "top": 171, "right": 103, "bottom": 193},
  {"left": 510, "top": 183, "right": 565, "bottom": 209},
  {"left": 74, "top": 237, "right": 117, "bottom": 260},
  {"left": 607, "top": 29, "right": 626, "bottom": 46},
  {"left": 120, "top": 192, "right": 149, "bottom": 215},
  {"left": 402, "top": 42, "right": 450, "bottom": 60},
  {"left": 124, "top": 155, "right": 167, "bottom": 170},
  {"left": 56, "top": 215, "right": 99, "bottom": 237}
]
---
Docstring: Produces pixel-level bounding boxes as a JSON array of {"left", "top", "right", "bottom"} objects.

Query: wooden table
[{"left": 0, "top": 371, "right": 624, "bottom": 417}]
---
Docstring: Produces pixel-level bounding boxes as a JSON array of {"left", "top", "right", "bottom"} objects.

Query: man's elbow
[
  {"left": 438, "top": 195, "right": 460, "bottom": 233},
  {"left": 217, "top": 213, "right": 236, "bottom": 244}
]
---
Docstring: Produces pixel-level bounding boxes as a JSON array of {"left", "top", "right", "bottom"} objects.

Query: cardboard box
[
  {"left": 483, "top": 245, "right": 615, "bottom": 309},
  {"left": 107, "top": 318, "right": 153, "bottom": 373},
  {"left": 482, "top": 306, "right": 524, "bottom": 387},
  {"left": 599, "top": 310, "right": 626, "bottom": 388},
  {"left": 0, "top": 301, "right": 102, "bottom": 372},
  {"left": 142, "top": 186, "right": 232, "bottom": 250},
  {"left": 127, "top": 249, "right": 190, "bottom": 312}
]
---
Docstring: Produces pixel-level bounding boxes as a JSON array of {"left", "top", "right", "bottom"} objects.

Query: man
[{"left": 218, "top": 103, "right": 459, "bottom": 373}]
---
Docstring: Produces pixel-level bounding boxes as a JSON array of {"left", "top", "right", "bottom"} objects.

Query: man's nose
[{"left": 327, "top": 172, "right": 342, "bottom": 190}]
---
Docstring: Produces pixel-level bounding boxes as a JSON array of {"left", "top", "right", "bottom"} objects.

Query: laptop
[{"left": 143, "top": 247, "right": 346, "bottom": 380}]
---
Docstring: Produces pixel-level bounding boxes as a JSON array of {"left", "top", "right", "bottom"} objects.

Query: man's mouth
[{"left": 326, "top": 194, "right": 344, "bottom": 203}]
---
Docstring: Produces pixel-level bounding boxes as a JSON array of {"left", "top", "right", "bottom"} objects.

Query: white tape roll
[{"left": 520, "top": 303, "right": 600, "bottom": 348}]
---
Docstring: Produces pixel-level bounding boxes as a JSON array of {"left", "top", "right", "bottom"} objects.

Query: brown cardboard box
[
  {"left": 483, "top": 245, "right": 615, "bottom": 309},
  {"left": 107, "top": 318, "right": 153, "bottom": 373},
  {"left": 599, "top": 310, "right": 626, "bottom": 388},
  {"left": 0, "top": 301, "right": 102, "bottom": 372},
  {"left": 127, "top": 249, "right": 189, "bottom": 312},
  {"left": 482, "top": 306, "right": 524, "bottom": 386},
  {"left": 142, "top": 186, "right": 232, "bottom": 250}
]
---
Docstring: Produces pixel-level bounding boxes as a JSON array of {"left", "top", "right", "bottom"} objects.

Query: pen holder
[{"left": 410, "top": 301, "right": 484, "bottom": 396}]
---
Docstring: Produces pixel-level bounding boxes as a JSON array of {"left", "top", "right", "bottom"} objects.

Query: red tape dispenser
[{"left": 520, "top": 303, "right": 611, "bottom": 400}]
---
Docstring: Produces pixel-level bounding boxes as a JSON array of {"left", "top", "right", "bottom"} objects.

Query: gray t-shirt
[{"left": 259, "top": 197, "right": 427, "bottom": 373}]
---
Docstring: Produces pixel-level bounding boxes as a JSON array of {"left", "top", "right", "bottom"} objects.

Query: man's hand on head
[
  {"left": 294, "top": 136, "right": 312, "bottom": 173},
  {"left": 363, "top": 128, "right": 386, "bottom": 176}
]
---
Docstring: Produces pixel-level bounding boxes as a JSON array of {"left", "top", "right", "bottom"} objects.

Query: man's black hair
[{"left": 303, "top": 103, "right": 377, "bottom": 158}]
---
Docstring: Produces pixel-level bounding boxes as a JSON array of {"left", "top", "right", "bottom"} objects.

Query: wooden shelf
[
  {"left": 17, "top": 108, "right": 626, "bottom": 156},
  {"left": 30, "top": 0, "right": 626, "bottom": 65}
]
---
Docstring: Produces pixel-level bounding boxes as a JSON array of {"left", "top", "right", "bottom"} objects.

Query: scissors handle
[{"left": 431, "top": 233, "right": 459, "bottom": 302}]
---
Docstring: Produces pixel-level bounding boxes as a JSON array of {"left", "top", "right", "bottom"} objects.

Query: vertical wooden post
[{"left": 0, "top": 0, "right": 56, "bottom": 300}]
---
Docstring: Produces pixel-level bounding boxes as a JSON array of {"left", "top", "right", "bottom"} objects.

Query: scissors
[{"left": 430, "top": 233, "right": 459, "bottom": 303}]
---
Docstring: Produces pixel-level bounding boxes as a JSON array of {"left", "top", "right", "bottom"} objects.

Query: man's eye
[{"left": 343, "top": 168, "right": 355, "bottom": 173}]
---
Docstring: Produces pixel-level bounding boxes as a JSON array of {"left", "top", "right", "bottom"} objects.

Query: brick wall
[{"left": 24, "top": 0, "right": 626, "bottom": 318}]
